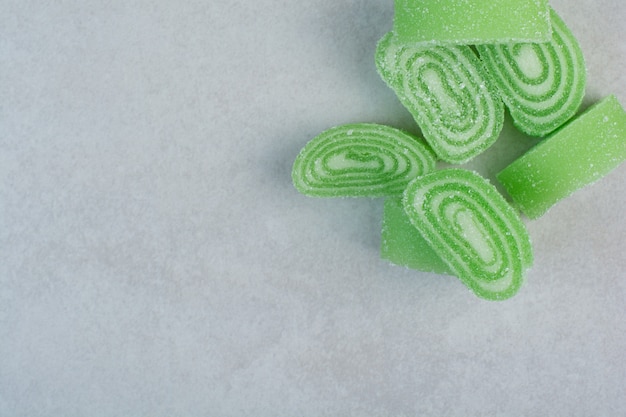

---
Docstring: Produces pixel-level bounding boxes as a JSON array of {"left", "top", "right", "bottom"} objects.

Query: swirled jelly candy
[
  {"left": 476, "top": 9, "right": 586, "bottom": 137},
  {"left": 381, "top": 198, "right": 452, "bottom": 275},
  {"left": 292, "top": 123, "right": 437, "bottom": 197},
  {"left": 374, "top": 31, "right": 408, "bottom": 91},
  {"left": 497, "top": 95, "right": 626, "bottom": 219},
  {"left": 393, "top": 0, "right": 551, "bottom": 46},
  {"left": 403, "top": 169, "right": 533, "bottom": 300},
  {"left": 375, "top": 34, "right": 504, "bottom": 164}
]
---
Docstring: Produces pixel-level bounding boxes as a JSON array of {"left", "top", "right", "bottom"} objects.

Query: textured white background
[{"left": 1, "top": 1, "right": 625, "bottom": 416}]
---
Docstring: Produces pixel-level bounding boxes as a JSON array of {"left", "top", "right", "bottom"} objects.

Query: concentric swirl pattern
[
  {"left": 376, "top": 34, "right": 504, "bottom": 164},
  {"left": 375, "top": 32, "right": 407, "bottom": 91},
  {"left": 403, "top": 169, "right": 533, "bottom": 300},
  {"left": 292, "top": 124, "right": 436, "bottom": 197},
  {"left": 476, "top": 9, "right": 586, "bottom": 137}
]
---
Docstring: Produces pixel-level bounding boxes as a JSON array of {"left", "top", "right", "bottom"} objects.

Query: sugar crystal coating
[
  {"left": 393, "top": 0, "right": 551, "bottom": 46},
  {"left": 376, "top": 34, "right": 504, "bottom": 164},
  {"left": 292, "top": 123, "right": 437, "bottom": 197},
  {"left": 403, "top": 169, "right": 533, "bottom": 300},
  {"left": 477, "top": 9, "right": 586, "bottom": 137},
  {"left": 497, "top": 95, "right": 626, "bottom": 219}
]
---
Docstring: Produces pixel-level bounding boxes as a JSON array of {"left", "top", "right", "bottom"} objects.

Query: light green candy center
[
  {"left": 451, "top": 207, "right": 496, "bottom": 266},
  {"left": 327, "top": 151, "right": 382, "bottom": 171},
  {"left": 423, "top": 68, "right": 462, "bottom": 117},
  {"left": 514, "top": 44, "right": 544, "bottom": 80}
]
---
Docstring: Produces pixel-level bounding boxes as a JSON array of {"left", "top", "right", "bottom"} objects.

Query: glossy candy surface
[
  {"left": 292, "top": 123, "right": 436, "bottom": 197},
  {"left": 403, "top": 169, "right": 533, "bottom": 300},
  {"left": 497, "top": 95, "right": 626, "bottom": 219},
  {"left": 477, "top": 9, "right": 586, "bottom": 137}
]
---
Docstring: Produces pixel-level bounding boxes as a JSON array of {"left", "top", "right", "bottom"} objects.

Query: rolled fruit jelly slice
[
  {"left": 476, "top": 8, "right": 586, "bottom": 137},
  {"left": 381, "top": 198, "right": 452, "bottom": 275},
  {"left": 292, "top": 123, "right": 436, "bottom": 198},
  {"left": 375, "top": 31, "right": 408, "bottom": 92},
  {"left": 403, "top": 169, "right": 533, "bottom": 300},
  {"left": 375, "top": 34, "right": 504, "bottom": 164},
  {"left": 393, "top": 0, "right": 551, "bottom": 46},
  {"left": 497, "top": 95, "right": 626, "bottom": 219}
]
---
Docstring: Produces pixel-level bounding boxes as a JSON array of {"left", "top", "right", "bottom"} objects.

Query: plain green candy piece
[
  {"left": 476, "top": 9, "right": 586, "bottom": 137},
  {"left": 497, "top": 95, "right": 626, "bottom": 219},
  {"left": 375, "top": 34, "right": 504, "bottom": 164},
  {"left": 403, "top": 169, "right": 533, "bottom": 301},
  {"left": 381, "top": 198, "right": 452, "bottom": 275},
  {"left": 393, "top": 0, "right": 551, "bottom": 45},
  {"left": 292, "top": 123, "right": 437, "bottom": 198}
]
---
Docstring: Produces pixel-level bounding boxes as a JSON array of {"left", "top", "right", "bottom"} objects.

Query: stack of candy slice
[
  {"left": 393, "top": 0, "right": 551, "bottom": 46},
  {"left": 497, "top": 95, "right": 626, "bottom": 219},
  {"left": 292, "top": 123, "right": 436, "bottom": 197},
  {"left": 476, "top": 9, "right": 586, "bottom": 137},
  {"left": 403, "top": 169, "right": 533, "bottom": 300},
  {"left": 375, "top": 34, "right": 504, "bottom": 164},
  {"left": 292, "top": 1, "right": 625, "bottom": 300}
]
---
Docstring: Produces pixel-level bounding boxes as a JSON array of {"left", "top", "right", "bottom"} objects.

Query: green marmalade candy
[
  {"left": 497, "top": 95, "right": 626, "bottom": 219},
  {"left": 393, "top": 0, "right": 551, "bottom": 46},
  {"left": 477, "top": 9, "right": 586, "bottom": 137},
  {"left": 292, "top": 123, "right": 436, "bottom": 197},
  {"left": 381, "top": 198, "right": 452, "bottom": 275},
  {"left": 375, "top": 33, "right": 504, "bottom": 164},
  {"left": 403, "top": 169, "right": 533, "bottom": 300}
]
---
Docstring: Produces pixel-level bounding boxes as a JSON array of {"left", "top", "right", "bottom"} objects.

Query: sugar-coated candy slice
[
  {"left": 375, "top": 34, "right": 504, "bottom": 164},
  {"left": 476, "top": 9, "right": 586, "bottom": 137},
  {"left": 403, "top": 169, "right": 533, "bottom": 300},
  {"left": 381, "top": 198, "right": 452, "bottom": 275},
  {"left": 393, "top": 0, "right": 551, "bottom": 46},
  {"left": 374, "top": 32, "right": 407, "bottom": 91},
  {"left": 497, "top": 95, "right": 626, "bottom": 219},
  {"left": 292, "top": 123, "right": 437, "bottom": 197}
]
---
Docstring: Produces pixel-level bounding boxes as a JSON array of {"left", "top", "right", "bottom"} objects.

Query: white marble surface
[{"left": 1, "top": 1, "right": 625, "bottom": 415}]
